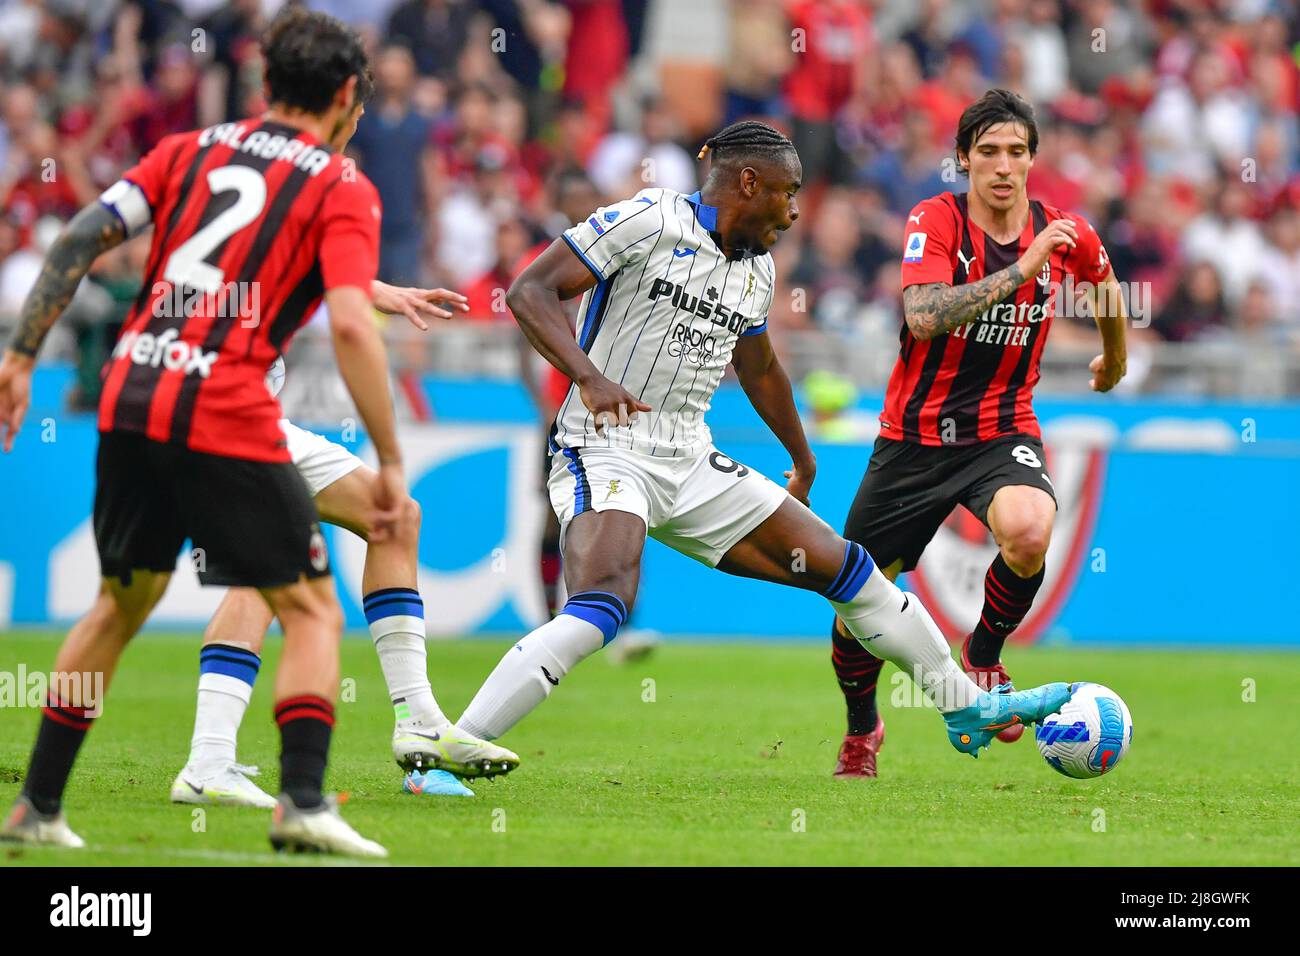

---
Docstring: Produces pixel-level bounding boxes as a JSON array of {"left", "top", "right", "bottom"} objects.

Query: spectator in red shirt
[
  {"left": 562, "top": 0, "right": 628, "bottom": 133},
  {"left": 463, "top": 217, "right": 538, "bottom": 321},
  {"left": 784, "top": 0, "right": 872, "bottom": 185},
  {"left": 126, "top": 45, "right": 199, "bottom": 153}
]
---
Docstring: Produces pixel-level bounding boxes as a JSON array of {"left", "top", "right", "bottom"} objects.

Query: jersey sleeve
[
  {"left": 98, "top": 134, "right": 185, "bottom": 236},
  {"left": 561, "top": 191, "right": 664, "bottom": 280},
  {"left": 739, "top": 258, "right": 776, "bottom": 336},
  {"left": 1065, "top": 214, "right": 1112, "bottom": 285},
  {"left": 899, "top": 196, "right": 959, "bottom": 289},
  {"left": 319, "top": 174, "right": 382, "bottom": 292}
]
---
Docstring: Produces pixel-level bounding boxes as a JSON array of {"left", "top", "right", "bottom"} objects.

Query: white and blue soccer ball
[{"left": 1035, "top": 682, "right": 1133, "bottom": 779}]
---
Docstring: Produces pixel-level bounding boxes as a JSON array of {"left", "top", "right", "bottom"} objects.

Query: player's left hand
[
  {"left": 371, "top": 281, "right": 469, "bottom": 331},
  {"left": 0, "top": 349, "right": 34, "bottom": 453},
  {"left": 1088, "top": 352, "right": 1125, "bottom": 392},
  {"left": 783, "top": 458, "right": 816, "bottom": 507}
]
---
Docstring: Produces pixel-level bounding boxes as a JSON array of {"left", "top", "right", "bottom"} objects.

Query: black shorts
[
  {"left": 93, "top": 430, "right": 330, "bottom": 588},
  {"left": 843, "top": 434, "right": 1057, "bottom": 573}
]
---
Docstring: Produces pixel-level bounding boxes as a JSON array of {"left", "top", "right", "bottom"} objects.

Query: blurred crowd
[{"left": 1, "top": 0, "right": 1298, "bottom": 404}]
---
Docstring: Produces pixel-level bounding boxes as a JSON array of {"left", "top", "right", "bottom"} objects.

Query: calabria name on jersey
[{"left": 96, "top": 118, "right": 382, "bottom": 462}]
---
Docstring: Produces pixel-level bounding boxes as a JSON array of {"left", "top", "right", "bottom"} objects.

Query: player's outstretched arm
[
  {"left": 507, "top": 239, "right": 650, "bottom": 434},
  {"left": 904, "top": 218, "right": 1077, "bottom": 340},
  {"left": 0, "top": 202, "right": 126, "bottom": 450},
  {"left": 730, "top": 331, "right": 817, "bottom": 505},
  {"left": 371, "top": 280, "right": 468, "bottom": 331},
  {"left": 1087, "top": 269, "right": 1127, "bottom": 392}
]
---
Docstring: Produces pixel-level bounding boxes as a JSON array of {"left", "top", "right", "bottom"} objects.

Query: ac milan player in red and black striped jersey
[
  {"left": 0, "top": 9, "right": 398, "bottom": 855},
  {"left": 830, "top": 90, "right": 1129, "bottom": 778}
]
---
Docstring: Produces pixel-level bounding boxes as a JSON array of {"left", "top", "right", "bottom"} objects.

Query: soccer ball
[{"left": 1035, "top": 682, "right": 1132, "bottom": 779}]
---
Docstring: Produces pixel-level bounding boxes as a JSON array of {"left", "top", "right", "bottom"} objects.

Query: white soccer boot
[
  {"left": 391, "top": 722, "right": 520, "bottom": 778},
  {"left": 170, "top": 762, "right": 278, "bottom": 809},
  {"left": 268, "top": 795, "right": 388, "bottom": 858},
  {"left": 0, "top": 795, "right": 85, "bottom": 848}
]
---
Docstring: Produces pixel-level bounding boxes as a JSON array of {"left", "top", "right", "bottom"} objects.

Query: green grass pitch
[{"left": 1, "top": 631, "right": 1297, "bottom": 866}]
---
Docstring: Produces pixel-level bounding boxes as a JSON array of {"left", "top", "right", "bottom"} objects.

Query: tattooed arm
[
  {"left": 903, "top": 217, "right": 1079, "bottom": 341},
  {"left": 5, "top": 202, "right": 127, "bottom": 358},
  {"left": 903, "top": 266, "right": 1026, "bottom": 341},
  {"left": 0, "top": 202, "right": 126, "bottom": 450}
]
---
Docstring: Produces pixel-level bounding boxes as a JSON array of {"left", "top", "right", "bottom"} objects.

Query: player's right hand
[
  {"left": 0, "top": 350, "right": 34, "bottom": 453},
  {"left": 579, "top": 375, "right": 651, "bottom": 436},
  {"left": 369, "top": 461, "right": 408, "bottom": 543},
  {"left": 1018, "top": 218, "right": 1077, "bottom": 277},
  {"left": 371, "top": 281, "right": 469, "bottom": 331},
  {"left": 783, "top": 458, "right": 816, "bottom": 507}
]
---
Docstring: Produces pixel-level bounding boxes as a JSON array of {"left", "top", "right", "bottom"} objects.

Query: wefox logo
[
  {"left": 647, "top": 278, "right": 757, "bottom": 335},
  {"left": 112, "top": 329, "right": 218, "bottom": 378},
  {"left": 50, "top": 885, "right": 151, "bottom": 936}
]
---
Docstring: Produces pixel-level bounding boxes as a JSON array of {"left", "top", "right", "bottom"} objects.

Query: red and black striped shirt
[
  {"left": 97, "top": 118, "right": 381, "bottom": 462},
  {"left": 880, "top": 191, "right": 1110, "bottom": 446}
]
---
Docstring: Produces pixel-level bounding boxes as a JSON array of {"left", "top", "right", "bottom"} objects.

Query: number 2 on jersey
[{"left": 163, "top": 166, "right": 267, "bottom": 294}]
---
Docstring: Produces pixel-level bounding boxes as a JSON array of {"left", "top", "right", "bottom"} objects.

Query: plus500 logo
[{"left": 112, "top": 329, "right": 219, "bottom": 378}]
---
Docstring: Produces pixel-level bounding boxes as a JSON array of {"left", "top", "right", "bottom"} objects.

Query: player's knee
[
  {"left": 90, "top": 589, "right": 148, "bottom": 641},
  {"left": 398, "top": 496, "right": 422, "bottom": 540},
  {"left": 305, "top": 592, "right": 344, "bottom": 634},
  {"left": 84, "top": 592, "right": 128, "bottom": 638},
  {"left": 568, "top": 558, "right": 639, "bottom": 611},
  {"left": 583, "top": 574, "right": 638, "bottom": 611},
  {"left": 273, "top": 582, "right": 343, "bottom": 638},
  {"left": 295, "top": 599, "right": 343, "bottom": 644},
  {"left": 1001, "top": 524, "right": 1051, "bottom": 575}
]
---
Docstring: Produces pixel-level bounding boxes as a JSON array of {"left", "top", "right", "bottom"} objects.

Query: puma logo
[
  {"left": 956, "top": 249, "right": 975, "bottom": 277},
  {"left": 908, "top": 211, "right": 925, "bottom": 225}
]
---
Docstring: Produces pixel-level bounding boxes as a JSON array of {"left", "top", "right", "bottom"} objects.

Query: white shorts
[
  {"left": 281, "top": 419, "right": 365, "bottom": 497},
  {"left": 548, "top": 445, "right": 789, "bottom": 567}
]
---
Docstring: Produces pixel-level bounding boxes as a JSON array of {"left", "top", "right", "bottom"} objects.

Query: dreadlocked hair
[{"left": 696, "top": 121, "right": 795, "bottom": 165}]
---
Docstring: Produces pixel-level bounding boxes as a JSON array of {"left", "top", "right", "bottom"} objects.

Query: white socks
[
  {"left": 826, "top": 542, "right": 981, "bottom": 713},
  {"left": 188, "top": 644, "right": 260, "bottom": 772},
  {"left": 363, "top": 588, "right": 448, "bottom": 730},
  {"left": 458, "top": 590, "right": 627, "bottom": 740}
]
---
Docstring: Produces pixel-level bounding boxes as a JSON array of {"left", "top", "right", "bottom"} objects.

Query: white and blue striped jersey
[{"left": 550, "top": 187, "right": 775, "bottom": 458}]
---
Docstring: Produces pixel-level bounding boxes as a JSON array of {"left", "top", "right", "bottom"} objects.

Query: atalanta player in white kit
[{"left": 453, "top": 120, "right": 1076, "bottom": 755}]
